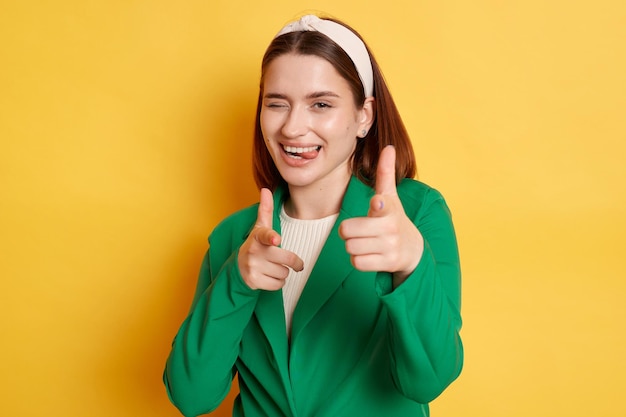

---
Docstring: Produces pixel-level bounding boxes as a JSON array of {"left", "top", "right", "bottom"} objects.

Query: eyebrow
[{"left": 263, "top": 91, "right": 341, "bottom": 100}]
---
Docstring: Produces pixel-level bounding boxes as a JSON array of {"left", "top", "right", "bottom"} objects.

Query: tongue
[{"left": 299, "top": 149, "right": 319, "bottom": 159}]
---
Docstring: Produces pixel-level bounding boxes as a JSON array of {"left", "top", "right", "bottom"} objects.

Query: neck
[{"left": 284, "top": 176, "right": 351, "bottom": 220}]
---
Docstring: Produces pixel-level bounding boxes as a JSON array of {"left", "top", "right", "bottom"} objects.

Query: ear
[{"left": 357, "top": 97, "right": 375, "bottom": 136}]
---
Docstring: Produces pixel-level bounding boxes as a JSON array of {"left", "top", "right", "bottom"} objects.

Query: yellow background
[{"left": 1, "top": 1, "right": 624, "bottom": 416}]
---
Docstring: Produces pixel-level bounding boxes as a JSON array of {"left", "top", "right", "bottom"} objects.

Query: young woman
[{"left": 164, "top": 14, "right": 463, "bottom": 417}]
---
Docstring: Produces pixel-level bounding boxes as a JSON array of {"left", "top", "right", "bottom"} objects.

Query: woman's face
[{"left": 260, "top": 53, "right": 373, "bottom": 193}]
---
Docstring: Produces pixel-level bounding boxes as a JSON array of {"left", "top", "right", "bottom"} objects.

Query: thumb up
[
  {"left": 238, "top": 188, "right": 304, "bottom": 291},
  {"left": 254, "top": 188, "right": 281, "bottom": 246},
  {"left": 368, "top": 145, "right": 399, "bottom": 217}
]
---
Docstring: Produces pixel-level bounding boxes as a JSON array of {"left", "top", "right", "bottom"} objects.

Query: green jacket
[{"left": 164, "top": 176, "right": 463, "bottom": 417}]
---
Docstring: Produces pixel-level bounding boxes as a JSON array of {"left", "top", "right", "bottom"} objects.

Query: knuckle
[
  {"left": 338, "top": 222, "right": 348, "bottom": 238},
  {"left": 271, "top": 280, "right": 286, "bottom": 291},
  {"left": 277, "top": 266, "right": 289, "bottom": 280},
  {"left": 351, "top": 255, "right": 364, "bottom": 270}
]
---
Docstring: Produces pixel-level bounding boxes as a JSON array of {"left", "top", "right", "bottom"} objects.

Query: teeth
[{"left": 283, "top": 145, "right": 319, "bottom": 154}]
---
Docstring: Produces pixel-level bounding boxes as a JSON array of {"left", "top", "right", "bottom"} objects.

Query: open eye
[{"left": 312, "top": 102, "right": 331, "bottom": 109}]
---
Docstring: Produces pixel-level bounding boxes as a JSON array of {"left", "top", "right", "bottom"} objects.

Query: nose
[{"left": 281, "top": 106, "right": 309, "bottom": 138}]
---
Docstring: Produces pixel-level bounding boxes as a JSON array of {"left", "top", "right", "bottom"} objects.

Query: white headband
[{"left": 275, "top": 15, "right": 374, "bottom": 97}]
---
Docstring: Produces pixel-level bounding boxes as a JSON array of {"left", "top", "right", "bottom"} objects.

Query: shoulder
[
  {"left": 396, "top": 178, "right": 450, "bottom": 219},
  {"left": 209, "top": 204, "right": 258, "bottom": 246},
  {"left": 343, "top": 176, "right": 450, "bottom": 219}
]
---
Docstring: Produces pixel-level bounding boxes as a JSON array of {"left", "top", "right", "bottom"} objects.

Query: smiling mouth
[{"left": 282, "top": 145, "right": 321, "bottom": 159}]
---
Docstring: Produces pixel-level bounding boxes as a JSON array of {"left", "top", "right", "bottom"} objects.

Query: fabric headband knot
[{"left": 275, "top": 15, "right": 374, "bottom": 98}]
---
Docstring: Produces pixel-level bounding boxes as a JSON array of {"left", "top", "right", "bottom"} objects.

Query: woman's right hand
[{"left": 238, "top": 188, "right": 304, "bottom": 291}]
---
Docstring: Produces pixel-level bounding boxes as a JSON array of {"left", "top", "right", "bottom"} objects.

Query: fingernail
[{"left": 379, "top": 200, "right": 384, "bottom": 210}]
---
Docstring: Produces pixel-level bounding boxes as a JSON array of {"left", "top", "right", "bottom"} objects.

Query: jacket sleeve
[
  {"left": 164, "top": 246, "right": 260, "bottom": 417},
  {"left": 376, "top": 187, "right": 463, "bottom": 404}
]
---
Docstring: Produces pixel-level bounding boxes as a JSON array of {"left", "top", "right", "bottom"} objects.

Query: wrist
[{"left": 392, "top": 233, "right": 423, "bottom": 288}]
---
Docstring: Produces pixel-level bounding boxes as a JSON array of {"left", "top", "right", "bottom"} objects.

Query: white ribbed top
[{"left": 279, "top": 205, "right": 338, "bottom": 336}]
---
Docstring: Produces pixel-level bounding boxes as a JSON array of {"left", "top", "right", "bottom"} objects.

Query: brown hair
[{"left": 252, "top": 17, "right": 416, "bottom": 190}]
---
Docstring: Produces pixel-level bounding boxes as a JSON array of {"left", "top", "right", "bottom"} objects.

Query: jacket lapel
[
  {"left": 290, "top": 177, "right": 374, "bottom": 344},
  {"left": 251, "top": 178, "right": 374, "bottom": 401},
  {"left": 252, "top": 185, "right": 293, "bottom": 406}
]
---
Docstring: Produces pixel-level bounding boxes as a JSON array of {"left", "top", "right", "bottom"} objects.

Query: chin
[{"left": 277, "top": 173, "right": 317, "bottom": 188}]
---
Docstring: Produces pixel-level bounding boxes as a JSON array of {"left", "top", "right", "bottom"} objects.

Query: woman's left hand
[{"left": 339, "top": 146, "right": 424, "bottom": 287}]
